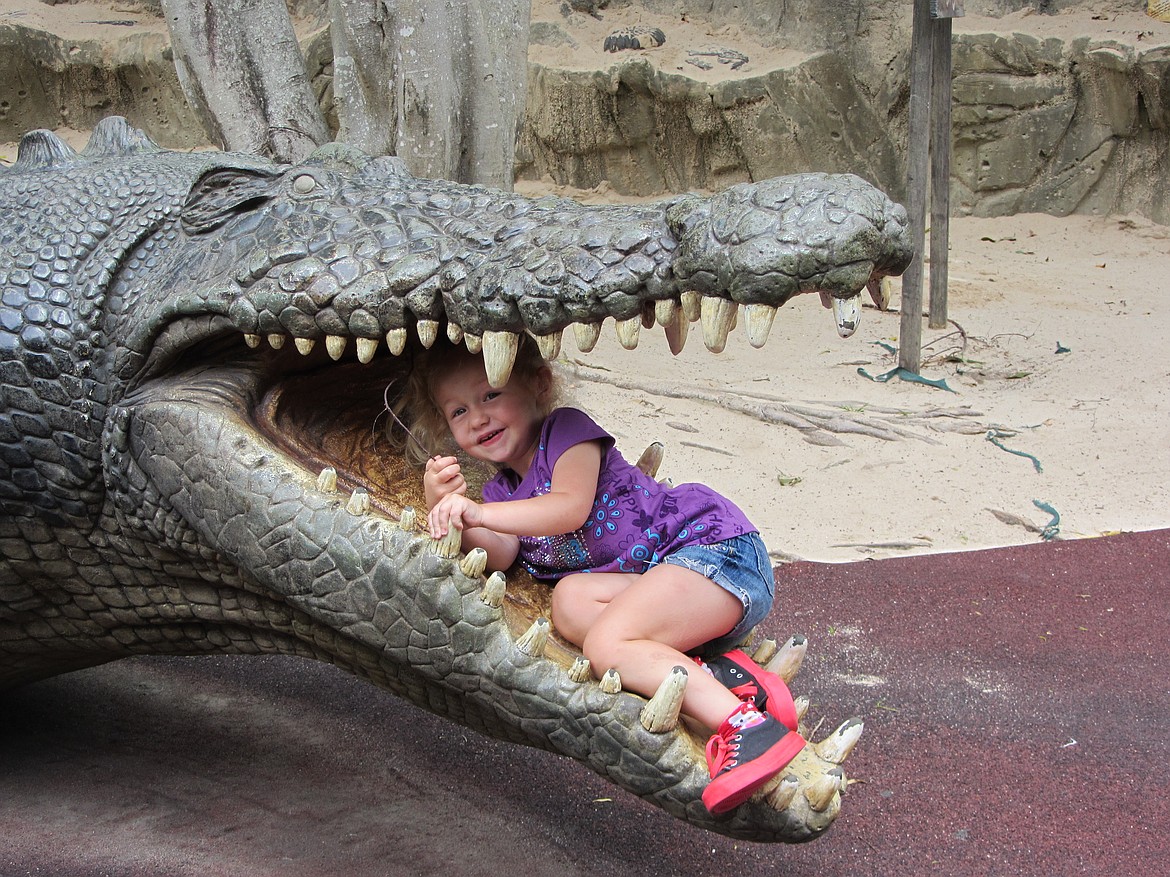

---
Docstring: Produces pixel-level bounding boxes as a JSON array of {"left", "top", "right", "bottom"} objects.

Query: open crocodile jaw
[
  {"left": 109, "top": 323, "right": 861, "bottom": 843},
  {"left": 3, "top": 119, "right": 904, "bottom": 843}
]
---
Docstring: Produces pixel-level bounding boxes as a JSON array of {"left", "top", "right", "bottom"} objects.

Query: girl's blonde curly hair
[{"left": 388, "top": 333, "right": 560, "bottom": 469}]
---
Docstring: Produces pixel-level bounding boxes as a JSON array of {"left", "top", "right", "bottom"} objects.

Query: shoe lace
[
  {"left": 705, "top": 729, "right": 741, "bottom": 778},
  {"left": 728, "top": 680, "right": 761, "bottom": 704}
]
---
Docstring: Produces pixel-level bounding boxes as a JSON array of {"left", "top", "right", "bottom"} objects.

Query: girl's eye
[
  {"left": 449, "top": 406, "right": 466, "bottom": 419},
  {"left": 484, "top": 391, "right": 500, "bottom": 402}
]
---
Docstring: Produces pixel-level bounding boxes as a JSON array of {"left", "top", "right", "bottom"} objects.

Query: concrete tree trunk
[
  {"left": 161, "top": 0, "right": 332, "bottom": 163},
  {"left": 330, "top": 0, "right": 532, "bottom": 188}
]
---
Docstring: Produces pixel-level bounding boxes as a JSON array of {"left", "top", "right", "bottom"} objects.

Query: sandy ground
[{"left": 552, "top": 210, "right": 1170, "bottom": 563}]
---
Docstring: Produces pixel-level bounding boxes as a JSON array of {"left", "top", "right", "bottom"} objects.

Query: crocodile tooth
[
  {"left": 515, "top": 617, "right": 550, "bottom": 657},
  {"left": 654, "top": 299, "right": 678, "bottom": 327},
  {"left": 832, "top": 294, "right": 861, "bottom": 338},
  {"left": 244, "top": 333, "right": 261, "bottom": 348},
  {"left": 805, "top": 768, "right": 844, "bottom": 812},
  {"left": 398, "top": 506, "right": 416, "bottom": 530},
  {"left": 316, "top": 466, "right": 338, "bottom": 493},
  {"left": 326, "top": 335, "right": 347, "bottom": 360},
  {"left": 447, "top": 322, "right": 464, "bottom": 344},
  {"left": 294, "top": 337, "right": 315, "bottom": 355},
  {"left": 766, "top": 634, "right": 807, "bottom": 684},
  {"left": 267, "top": 333, "right": 286, "bottom": 350},
  {"left": 432, "top": 526, "right": 462, "bottom": 558},
  {"left": 465, "top": 333, "right": 483, "bottom": 354},
  {"left": 744, "top": 303, "right": 778, "bottom": 349},
  {"left": 569, "top": 655, "right": 592, "bottom": 683},
  {"left": 664, "top": 308, "right": 688, "bottom": 355},
  {"left": 819, "top": 291, "right": 833, "bottom": 310},
  {"left": 867, "top": 276, "right": 893, "bottom": 311},
  {"left": 794, "top": 694, "right": 809, "bottom": 722},
  {"left": 385, "top": 327, "right": 407, "bottom": 356},
  {"left": 700, "top": 297, "right": 737, "bottom": 353},
  {"left": 480, "top": 570, "right": 506, "bottom": 608},
  {"left": 751, "top": 637, "right": 778, "bottom": 666},
  {"left": 599, "top": 668, "right": 622, "bottom": 694},
  {"left": 635, "top": 442, "right": 664, "bottom": 479},
  {"left": 639, "top": 665, "right": 688, "bottom": 732},
  {"left": 764, "top": 774, "right": 800, "bottom": 810},
  {"left": 346, "top": 488, "right": 370, "bottom": 515},
  {"left": 680, "top": 290, "right": 701, "bottom": 322},
  {"left": 356, "top": 337, "right": 379, "bottom": 363},
  {"left": 573, "top": 322, "right": 601, "bottom": 353},
  {"left": 615, "top": 316, "right": 640, "bottom": 350},
  {"left": 640, "top": 303, "right": 656, "bottom": 329},
  {"left": 459, "top": 547, "right": 488, "bottom": 578},
  {"left": 815, "top": 718, "right": 864, "bottom": 764},
  {"left": 533, "top": 331, "right": 562, "bottom": 361},
  {"left": 483, "top": 330, "right": 519, "bottom": 387},
  {"left": 416, "top": 319, "right": 439, "bottom": 348},
  {"left": 753, "top": 771, "right": 787, "bottom": 801}
]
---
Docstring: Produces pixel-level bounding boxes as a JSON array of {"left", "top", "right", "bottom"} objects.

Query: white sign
[{"left": 931, "top": 0, "right": 965, "bottom": 17}]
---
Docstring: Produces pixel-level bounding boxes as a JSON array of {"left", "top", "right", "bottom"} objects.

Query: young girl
[{"left": 402, "top": 337, "right": 806, "bottom": 813}]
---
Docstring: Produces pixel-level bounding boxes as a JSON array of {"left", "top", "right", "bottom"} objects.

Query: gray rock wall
[
  {"left": 0, "top": 15, "right": 204, "bottom": 149},
  {"left": 517, "top": 4, "right": 1170, "bottom": 224},
  {"left": 515, "top": 52, "right": 905, "bottom": 199},
  {"left": 2, "top": 1, "right": 1166, "bottom": 223},
  {"left": 951, "top": 31, "right": 1170, "bottom": 220}
]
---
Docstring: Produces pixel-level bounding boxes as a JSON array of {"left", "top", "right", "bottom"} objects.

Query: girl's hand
[
  {"left": 428, "top": 493, "right": 484, "bottom": 539},
  {"left": 424, "top": 455, "right": 467, "bottom": 508}
]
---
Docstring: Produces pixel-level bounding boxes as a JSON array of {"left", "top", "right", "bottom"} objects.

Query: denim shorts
[{"left": 661, "top": 532, "right": 776, "bottom": 655}]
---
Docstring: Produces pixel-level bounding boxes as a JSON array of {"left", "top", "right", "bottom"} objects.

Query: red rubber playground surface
[{"left": 2, "top": 529, "right": 1167, "bottom": 876}]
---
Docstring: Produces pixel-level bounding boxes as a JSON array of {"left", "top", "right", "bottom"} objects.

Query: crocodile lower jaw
[{"left": 116, "top": 348, "right": 863, "bottom": 842}]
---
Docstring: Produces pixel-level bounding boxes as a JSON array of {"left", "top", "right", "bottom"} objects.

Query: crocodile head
[{"left": 1, "top": 118, "right": 911, "bottom": 843}]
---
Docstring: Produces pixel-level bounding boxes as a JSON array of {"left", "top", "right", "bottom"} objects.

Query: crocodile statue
[{"left": 0, "top": 117, "right": 912, "bottom": 844}]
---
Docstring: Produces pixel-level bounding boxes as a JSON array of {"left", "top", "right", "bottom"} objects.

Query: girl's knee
[
  {"left": 551, "top": 581, "right": 587, "bottom": 645},
  {"left": 580, "top": 621, "right": 625, "bottom": 672},
  {"left": 579, "top": 630, "right": 609, "bottom": 673},
  {"left": 550, "top": 578, "right": 576, "bottom": 622}
]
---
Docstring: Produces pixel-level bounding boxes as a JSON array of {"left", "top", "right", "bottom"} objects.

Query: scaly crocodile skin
[{"left": 0, "top": 117, "right": 911, "bottom": 842}]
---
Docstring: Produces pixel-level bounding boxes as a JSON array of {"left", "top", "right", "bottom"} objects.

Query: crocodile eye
[{"left": 291, "top": 174, "right": 317, "bottom": 194}]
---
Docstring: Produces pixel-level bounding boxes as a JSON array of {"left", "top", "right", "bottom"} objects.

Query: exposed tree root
[{"left": 563, "top": 360, "right": 993, "bottom": 446}]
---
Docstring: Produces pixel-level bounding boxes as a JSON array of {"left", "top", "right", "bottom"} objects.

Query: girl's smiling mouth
[{"left": 478, "top": 428, "right": 503, "bottom": 445}]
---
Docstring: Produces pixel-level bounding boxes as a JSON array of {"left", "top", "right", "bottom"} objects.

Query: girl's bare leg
[
  {"left": 550, "top": 571, "right": 636, "bottom": 646},
  {"left": 555, "top": 565, "right": 747, "bottom": 731}
]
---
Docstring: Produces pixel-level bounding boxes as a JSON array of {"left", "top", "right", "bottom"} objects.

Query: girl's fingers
[
  {"left": 428, "top": 500, "right": 466, "bottom": 539},
  {"left": 426, "top": 455, "right": 458, "bottom": 476}
]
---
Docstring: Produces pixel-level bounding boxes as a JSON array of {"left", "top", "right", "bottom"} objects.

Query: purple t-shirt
[{"left": 481, "top": 407, "right": 757, "bottom": 581}]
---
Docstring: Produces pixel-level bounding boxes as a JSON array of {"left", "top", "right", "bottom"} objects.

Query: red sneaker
[
  {"left": 699, "top": 649, "right": 800, "bottom": 732},
  {"left": 701, "top": 703, "right": 807, "bottom": 814}
]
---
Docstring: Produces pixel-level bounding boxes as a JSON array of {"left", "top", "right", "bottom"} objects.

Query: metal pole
[
  {"left": 928, "top": 15, "right": 953, "bottom": 330},
  {"left": 899, "top": 0, "right": 934, "bottom": 374}
]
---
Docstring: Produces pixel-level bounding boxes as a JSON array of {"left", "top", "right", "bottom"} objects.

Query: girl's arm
[
  {"left": 427, "top": 441, "right": 603, "bottom": 545},
  {"left": 454, "top": 525, "right": 521, "bottom": 572}
]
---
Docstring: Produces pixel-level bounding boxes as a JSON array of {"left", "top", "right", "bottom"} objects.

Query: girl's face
[{"left": 431, "top": 359, "right": 550, "bottom": 474}]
